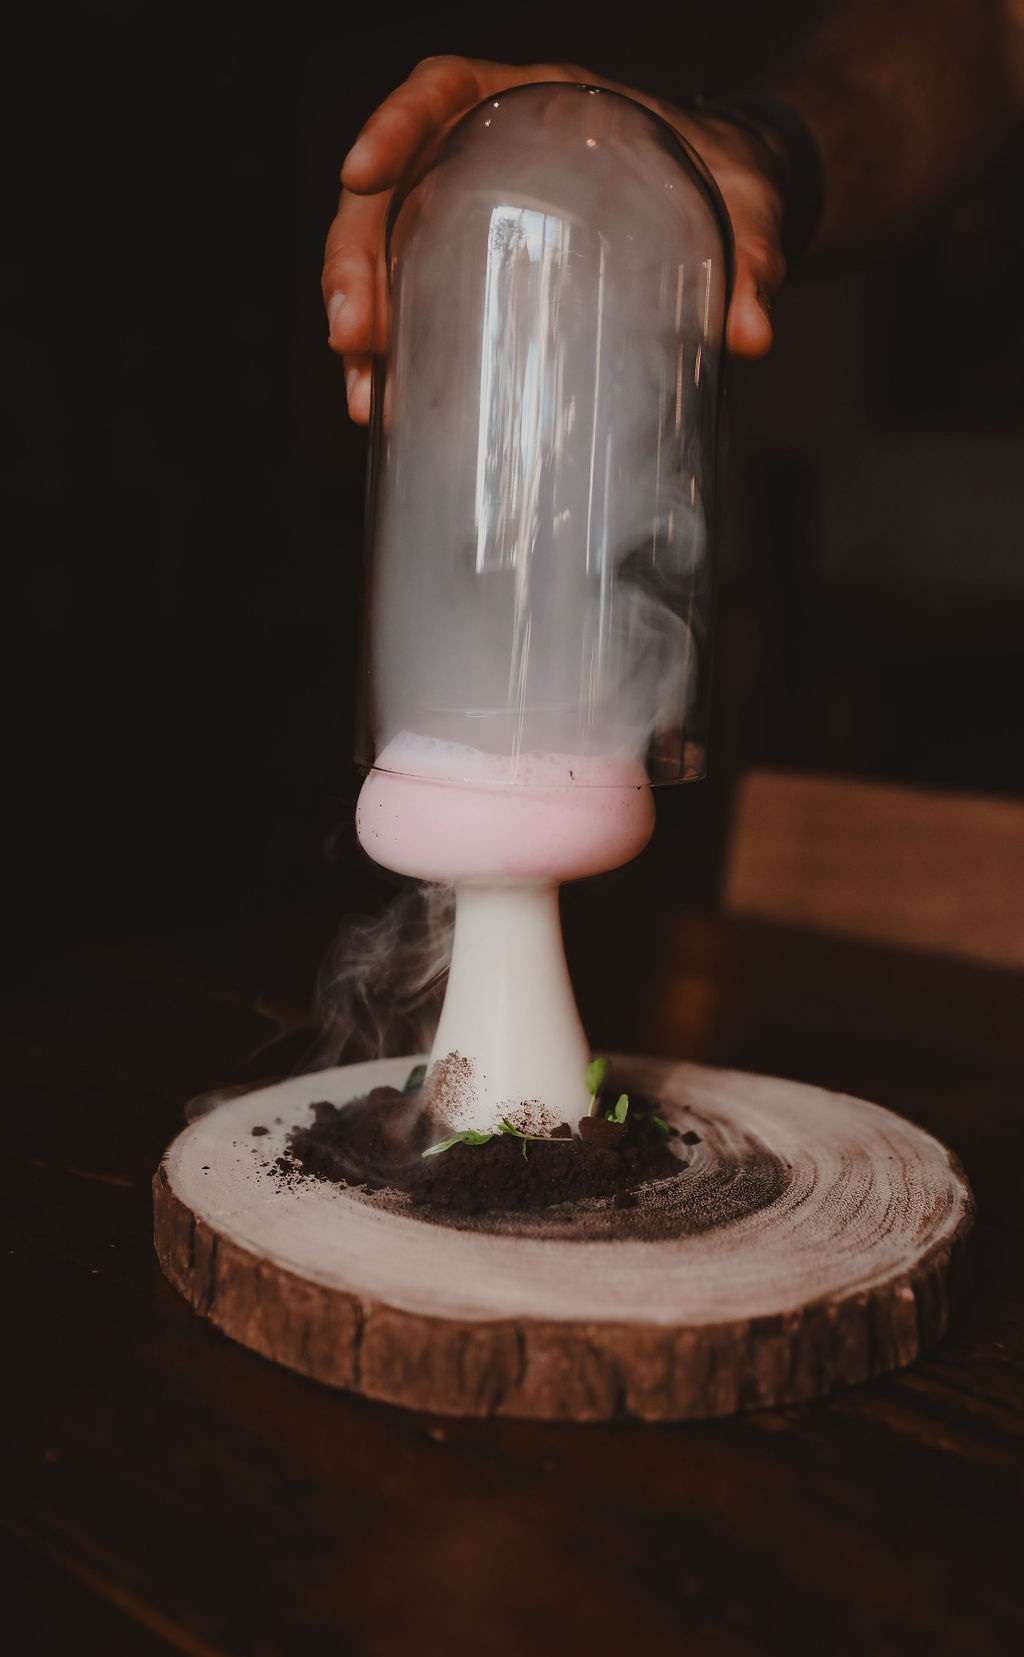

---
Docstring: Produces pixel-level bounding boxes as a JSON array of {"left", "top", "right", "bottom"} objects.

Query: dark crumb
[
  {"left": 251, "top": 1126, "right": 269, "bottom": 1137},
  {"left": 680, "top": 1130, "right": 701, "bottom": 1146},
  {"left": 578, "top": 1115, "right": 627, "bottom": 1148},
  {"left": 284, "top": 1089, "right": 683, "bottom": 1216}
]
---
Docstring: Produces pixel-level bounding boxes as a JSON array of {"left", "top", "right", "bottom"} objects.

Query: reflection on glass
[{"left": 362, "top": 82, "right": 731, "bottom": 785}]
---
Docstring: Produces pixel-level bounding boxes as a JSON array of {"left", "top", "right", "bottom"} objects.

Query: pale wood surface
[
  {"left": 154, "top": 1054, "right": 972, "bottom": 1420},
  {"left": 724, "top": 769, "right": 1024, "bottom": 967}
]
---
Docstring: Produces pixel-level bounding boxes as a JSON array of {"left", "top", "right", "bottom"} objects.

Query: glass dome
[{"left": 358, "top": 82, "right": 731, "bottom": 795}]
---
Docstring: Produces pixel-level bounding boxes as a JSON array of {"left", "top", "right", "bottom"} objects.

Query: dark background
[{"left": 9, "top": 0, "right": 1024, "bottom": 975}]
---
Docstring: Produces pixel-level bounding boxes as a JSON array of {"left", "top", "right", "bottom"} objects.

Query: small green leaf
[
  {"left": 651, "top": 1115, "right": 669, "bottom": 1133},
  {"left": 403, "top": 1062, "right": 427, "bottom": 1094},
  {"left": 499, "top": 1119, "right": 522, "bottom": 1138},
  {"left": 585, "top": 1057, "right": 610, "bottom": 1097},
  {"left": 609, "top": 1093, "right": 629, "bottom": 1124},
  {"left": 421, "top": 1135, "right": 461, "bottom": 1158},
  {"left": 421, "top": 1128, "right": 493, "bottom": 1158}
]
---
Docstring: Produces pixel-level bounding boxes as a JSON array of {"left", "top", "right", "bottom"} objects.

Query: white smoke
[
  {"left": 315, "top": 882, "right": 454, "bottom": 1065},
  {"left": 367, "top": 82, "right": 725, "bottom": 782}
]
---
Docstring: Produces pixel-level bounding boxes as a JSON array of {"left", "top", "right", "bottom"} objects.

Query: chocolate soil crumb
[{"left": 283, "top": 1086, "right": 684, "bottom": 1215}]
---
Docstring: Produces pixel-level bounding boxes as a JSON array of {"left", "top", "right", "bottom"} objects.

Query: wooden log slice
[{"left": 153, "top": 1056, "right": 973, "bottom": 1421}]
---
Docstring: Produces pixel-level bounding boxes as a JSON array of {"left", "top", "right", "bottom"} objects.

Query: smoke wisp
[{"left": 315, "top": 882, "right": 454, "bottom": 1067}]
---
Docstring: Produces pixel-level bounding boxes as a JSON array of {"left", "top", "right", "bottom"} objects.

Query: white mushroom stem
[{"left": 424, "top": 883, "right": 591, "bottom": 1134}]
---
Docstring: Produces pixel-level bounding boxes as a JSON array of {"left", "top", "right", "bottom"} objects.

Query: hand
[{"left": 323, "top": 56, "right": 786, "bottom": 423}]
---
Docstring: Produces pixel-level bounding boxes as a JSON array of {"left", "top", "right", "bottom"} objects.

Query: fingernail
[
  {"left": 327, "top": 292, "right": 346, "bottom": 339},
  {"left": 346, "top": 367, "right": 361, "bottom": 399}
]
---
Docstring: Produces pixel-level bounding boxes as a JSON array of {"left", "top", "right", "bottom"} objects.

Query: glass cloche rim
[{"left": 355, "top": 760, "right": 706, "bottom": 790}]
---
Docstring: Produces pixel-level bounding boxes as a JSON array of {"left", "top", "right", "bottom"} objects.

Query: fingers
[
  {"left": 341, "top": 56, "right": 582, "bottom": 194},
  {"left": 667, "top": 112, "right": 787, "bottom": 360},
  {"left": 326, "top": 56, "right": 782, "bottom": 432},
  {"left": 341, "top": 56, "right": 490, "bottom": 195},
  {"left": 327, "top": 56, "right": 588, "bottom": 422},
  {"left": 327, "top": 55, "right": 512, "bottom": 421},
  {"left": 323, "top": 189, "right": 389, "bottom": 421},
  {"left": 705, "top": 169, "right": 786, "bottom": 359},
  {"left": 323, "top": 188, "right": 387, "bottom": 355},
  {"left": 727, "top": 234, "right": 786, "bottom": 358}
]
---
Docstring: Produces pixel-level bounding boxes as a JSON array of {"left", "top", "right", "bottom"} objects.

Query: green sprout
[
  {"left": 423, "top": 1118, "right": 564, "bottom": 1161},
  {"left": 585, "top": 1056, "right": 610, "bottom": 1117},
  {"left": 421, "top": 1128, "right": 494, "bottom": 1158},
  {"left": 501, "top": 1120, "right": 531, "bottom": 1161},
  {"left": 421, "top": 1060, "right": 636, "bottom": 1159},
  {"left": 402, "top": 1063, "right": 427, "bottom": 1095},
  {"left": 498, "top": 1118, "right": 570, "bottom": 1161}
]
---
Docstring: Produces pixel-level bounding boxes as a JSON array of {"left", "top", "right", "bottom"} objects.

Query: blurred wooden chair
[{"left": 723, "top": 769, "right": 1024, "bottom": 969}]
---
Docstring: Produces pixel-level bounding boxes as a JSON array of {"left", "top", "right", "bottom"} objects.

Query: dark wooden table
[{"left": 4, "top": 902, "right": 1023, "bottom": 1655}]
